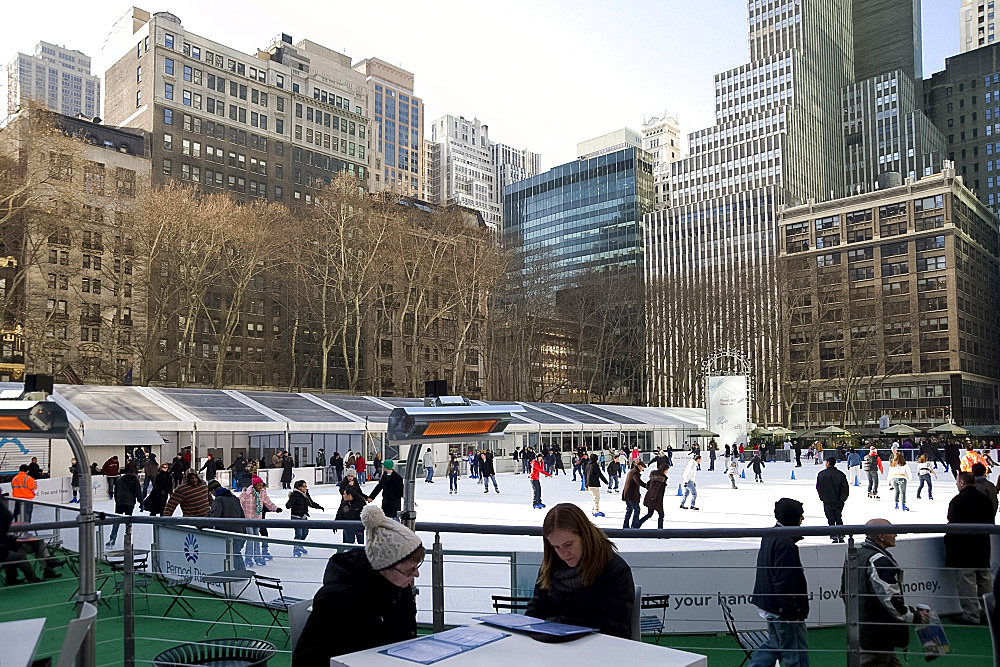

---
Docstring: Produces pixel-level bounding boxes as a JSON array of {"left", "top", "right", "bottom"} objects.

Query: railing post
[
  {"left": 123, "top": 521, "right": 135, "bottom": 667},
  {"left": 845, "top": 535, "right": 861, "bottom": 667},
  {"left": 67, "top": 426, "right": 97, "bottom": 667},
  {"left": 510, "top": 551, "right": 518, "bottom": 597},
  {"left": 432, "top": 532, "right": 445, "bottom": 633}
]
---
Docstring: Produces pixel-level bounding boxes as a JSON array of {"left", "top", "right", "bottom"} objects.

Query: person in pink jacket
[{"left": 239, "top": 475, "right": 282, "bottom": 566}]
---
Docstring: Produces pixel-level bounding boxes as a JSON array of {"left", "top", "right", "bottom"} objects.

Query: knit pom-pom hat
[{"left": 361, "top": 503, "right": 423, "bottom": 571}]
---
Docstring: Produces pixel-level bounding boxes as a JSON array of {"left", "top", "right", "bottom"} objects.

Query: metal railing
[{"left": 3, "top": 497, "right": 998, "bottom": 666}]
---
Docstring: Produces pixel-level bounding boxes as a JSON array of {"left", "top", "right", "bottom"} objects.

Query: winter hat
[
  {"left": 383, "top": 460, "right": 395, "bottom": 470},
  {"left": 206, "top": 480, "right": 221, "bottom": 492},
  {"left": 345, "top": 466, "right": 357, "bottom": 478},
  {"left": 774, "top": 498, "right": 804, "bottom": 527},
  {"left": 251, "top": 475, "right": 264, "bottom": 486},
  {"left": 361, "top": 503, "right": 423, "bottom": 571},
  {"left": 869, "top": 446, "right": 877, "bottom": 455}
]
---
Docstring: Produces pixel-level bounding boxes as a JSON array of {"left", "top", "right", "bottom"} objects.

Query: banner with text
[{"left": 707, "top": 375, "right": 748, "bottom": 448}]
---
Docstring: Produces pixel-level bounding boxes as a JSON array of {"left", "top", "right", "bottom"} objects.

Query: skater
[
  {"left": 280, "top": 451, "right": 294, "bottom": 489},
  {"left": 520, "top": 446, "right": 532, "bottom": 475},
  {"left": 355, "top": 452, "right": 367, "bottom": 483},
  {"left": 530, "top": 453, "right": 552, "bottom": 508},
  {"left": 144, "top": 463, "right": 173, "bottom": 516},
  {"left": 794, "top": 440, "right": 802, "bottom": 467},
  {"left": 554, "top": 449, "right": 566, "bottom": 476},
  {"left": 447, "top": 455, "right": 460, "bottom": 494},
  {"left": 724, "top": 443, "right": 731, "bottom": 465},
  {"left": 746, "top": 451, "right": 766, "bottom": 483},
  {"left": 748, "top": 498, "right": 809, "bottom": 667},
  {"left": 239, "top": 476, "right": 281, "bottom": 566},
  {"left": 916, "top": 454, "right": 936, "bottom": 500},
  {"left": 680, "top": 454, "right": 700, "bottom": 510},
  {"left": 708, "top": 443, "right": 717, "bottom": 471},
  {"left": 728, "top": 458, "right": 739, "bottom": 489},
  {"left": 102, "top": 455, "right": 121, "bottom": 499},
  {"left": 468, "top": 450, "right": 480, "bottom": 479},
  {"left": 286, "top": 480, "right": 324, "bottom": 557},
  {"left": 525, "top": 503, "right": 635, "bottom": 639},
  {"left": 572, "top": 452, "right": 581, "bottom": 481},
  {"left": 636, "top": 463, "right": 667, "bottom": 529},
  {"left": 163, "top": 472, "right": 211, "bottom": 518},
  {"left": 863, "top": 446, "right": 884, "bottom": 498},
  {"left": 332, "top": 451, "right": 344, "bottom": 482},
  {"left": 480, "top": 451, "right": 499, "bottom": 493},
  {"left": 621, "top": 461, "right": 647, "bottom": 528},
  {"left": 69, "top": 458, "right": 81, "bottom": 503},
  {"left": 887, "top": 451, "right": 910, "bottom": 511},
  {"left": 585, "top": 453, "right": 609, "bottom": 517},
  {"left": 816, "top": 456, "right": 848, "bottom": 543},
  {"left": 960, "top": 444, "right": 990, "bottom": 474},
  {"left": 207, "top": 479, "right": 248, "bottom": 570},
  {"left": 337, "top": 468, "right": 369, "bottom": 543},
  {"left": 368, "top": 460, "right": 404, "bottom": 519},
  {"left": 422, "top": 448, "right": 435, "bottom": 483},
  {"left": 106, "top": 463, "right": 145, "bottom": 548},
  {"left": 944, "top": 440, "right": 961, "bottom": 479},
  {"left": 228, "top": 453, "right": 249, "bottom": 491},
  {"left": 606, "top": 456, "right": 621, "bottom": 492},
  {"left": 738, "top": 443, "right": 745, "bottom": 462}
]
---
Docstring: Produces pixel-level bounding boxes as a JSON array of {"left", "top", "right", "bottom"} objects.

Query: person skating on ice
[
  {"left": 680, "top": 454, "right": 700, "bottom": 510},
  {"left": 584, "top": 453, "right": 609, "bottom": 516},
  {"left": 728, "top": 458, "right": 739, "bottom": 489},
  {"left": 529, "top": 452, "right": 552, "bottom": 508},
  {"left": 747, "top": 451, "right": 766, "bottom": 483},
  {"left": 863, "top": 446, "right": 884, "bottom": 499}
]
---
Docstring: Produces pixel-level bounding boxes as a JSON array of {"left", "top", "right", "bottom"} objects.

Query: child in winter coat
[
  {"left": 746, "top": 453, "right": 766, "bottom": 482},
  {"left": 240, "top": 476, "right": 281, "bottom": 566},
  {"left": 286, "top": 480, "right": 324, "bottom": 556},
  {"left": 728, "top": 458, "right": 739, "bottom": 489},
  {"left": 336, "top": 468, "right": 369, "bottom": 544},
  {"left": 916, "top": 454, "right": 937, "bottom": 500}
]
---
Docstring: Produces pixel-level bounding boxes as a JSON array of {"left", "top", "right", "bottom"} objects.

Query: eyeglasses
[{"left": 393, "top": 557, "right": 424, "bottom": 578}]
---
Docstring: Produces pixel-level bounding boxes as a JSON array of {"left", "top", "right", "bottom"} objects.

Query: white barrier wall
[{"left": 513, "top": 535, "right": 995, "bottom": 633}]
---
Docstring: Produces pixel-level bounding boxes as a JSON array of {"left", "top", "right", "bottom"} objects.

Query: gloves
[{"left": 274, "top": 508, "right": 283, "bottom": 513}]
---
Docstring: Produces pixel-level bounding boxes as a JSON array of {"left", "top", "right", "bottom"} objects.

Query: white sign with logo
[
  {"left": 154, "top": 525, "right": 229, "bottom": 587},
  {"left": 707, "top": 375, "right": 748, "bottom": 448}
]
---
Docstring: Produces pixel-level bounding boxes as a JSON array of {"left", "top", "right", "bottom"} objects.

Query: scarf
[
  {"left": 549, "top": 564, "right": 585, "bottom": 594},
  {"left": 253, "top": 488, "right": 263, "bottom": 516}
]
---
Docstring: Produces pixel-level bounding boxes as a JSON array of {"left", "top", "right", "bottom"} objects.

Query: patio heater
[
  {"left": 0, "top": 375, "right": 96, "bottom": 667},
  {"left": 386, "top": 396, "right": 523, "bottom": 531}
]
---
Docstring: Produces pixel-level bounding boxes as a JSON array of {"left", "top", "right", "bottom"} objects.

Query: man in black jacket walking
[
  {"left": 946, "top": 472, "right": 995, "bottom": 624},
  {"left": 107, "top": 463, "right": 144, "bottom": 549},
  {"left": 841, "top": 518, "right": 929, "bottom": 663},
  {"left": 748, "top": 498, "right": 809, "bottom": 667},
  {"left": 816, "top": 456, "right": 849, "bottom": 543},
  {"left": 479, "top": 451, "right": 499, "bottom": 493}
]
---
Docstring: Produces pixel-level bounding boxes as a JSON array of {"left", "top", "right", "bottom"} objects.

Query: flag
[
  {"left": 123, "top": 366, "right": 133, "bottom": 386},
  {"left": 61, "top": 364, "right": 83, "bottom": 385}
]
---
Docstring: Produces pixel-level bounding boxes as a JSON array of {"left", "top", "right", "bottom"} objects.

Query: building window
[
  {"left": 164, "top": 58, "right": 174, "bottom": 75},
  {"left": 164, "top": 108, "right": 173, "bottom": 124},
  {"left": 164, "top": 83, "right": 173, "bottom": 100},
  {"left": 164, "top": 33, "right": 174, "bottom": 49}
]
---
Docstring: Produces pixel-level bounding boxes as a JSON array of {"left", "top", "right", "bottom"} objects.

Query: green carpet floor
[{"left": 1, "top": 553, "right": 994, "bottom": 665}]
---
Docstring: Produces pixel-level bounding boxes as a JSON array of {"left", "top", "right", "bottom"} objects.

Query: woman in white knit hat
[{"left": 294, "top": 503, "right": 425, "bottom": 664}]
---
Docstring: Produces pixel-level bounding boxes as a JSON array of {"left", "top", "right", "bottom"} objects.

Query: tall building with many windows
[
  {"left": 491, "top": 142, "right": 541, "bottom": 209},
  {"left": 960, "top": 0, "right": 998, "bottom": 53},
  {"left": 642, "top": 112, "right": 681, "bottom": 210},
  {"left": 2, "top": 42, "right": 101, "bottom": 121},
  {"left": 924, "top": 42, "right": 1000, "bottom": 214},
  {"left": 428, "top": 115, "right": 500, "bottom": 227},
  {"left": 777, "top": 165, "right": 1000, "bottom": 427},
  {"left": 353, "top": 57, "right": 423, "bottom": 195},
  {"left": 102, "top": 8, "right": 373, "bottom": 201}
]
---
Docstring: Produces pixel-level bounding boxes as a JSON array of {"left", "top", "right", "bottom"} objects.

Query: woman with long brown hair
[{"left": 525, "top": 503, "right": 634, "bottom": 638}]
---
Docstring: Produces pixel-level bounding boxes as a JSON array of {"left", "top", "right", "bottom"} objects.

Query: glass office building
[{"left": 502, "top": 146, "right": 653, "bottom": 292}]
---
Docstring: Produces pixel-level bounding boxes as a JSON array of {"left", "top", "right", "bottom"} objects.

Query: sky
[{"left": 3, "top": 0, "right": 964, "bottom": 169}]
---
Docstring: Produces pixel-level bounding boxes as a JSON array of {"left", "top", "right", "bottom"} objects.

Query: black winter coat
[
  {"left": 585, "top": 460, "right": 608, "bottom": 488},
  {"left": 945, "top": 486, "right": 995, "bottom": 568},
  {"left": 945, "top": 442, "right": 961, "bottom": 467},
  {"left": 336, "top": 479, "right": 369, "bottom": 521},
  {"left": 479, "top": 452, "right": 496, "bottom": 477},
  {"left": 114, "top": 474, "right": 144, "bottom": 510},
  {"left": 749, "top": 528, "right": 809, "bottom": 621},
  {"left": 368, "top": 471, "right": 403, "bottom": 517},
  {"left": 294, "top": 548, "right": 417, "bottom": 666},
  {"left": 280, "top": 457, "right": 293, "bottom": 483},
  {"left": 285, "top": 489, "right": 323, "bottom": 517},
  {"left": 209, "top": 488, "right": 246, "bottom": 530},
  {"left": 816, "top": 466, "right": 849, "bottom": 508},
  {"left": 842, "top": 539, "right": 915, "bottom": 651},
  {"left": 144, "top": 471, "right": 173, "bottom": 515},
  {"left": 525, "top": 553, "right": 635, "bottom": 639},
  {"left": 69, "top": 463, "right": 80, "bottom": 487}
]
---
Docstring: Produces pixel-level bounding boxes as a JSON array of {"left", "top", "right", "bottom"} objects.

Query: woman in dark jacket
[
  {"left": 281, "top": 454, "right": 294, "bottom": 489},
  {"left": 526, "top": 503, "right": 635, "bottom": 638},
  {"left": 621, "top": 462, "right": 647, "bottom": 529},
  {"left": 336, "top": 469, "right": 369, "bottom": 544},
  {"left": 637, "top": 464, "right": 668, "bottom": 529},
  {"left": 170, "top": 456, "right": 186, "bottom": 488},
  {"left": 144, "top": 463, "right": 173, "bottom": 515}
]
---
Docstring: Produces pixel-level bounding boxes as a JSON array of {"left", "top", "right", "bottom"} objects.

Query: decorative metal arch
[{"left": 701, "top": 349, "right": 753, "bottom": 419}]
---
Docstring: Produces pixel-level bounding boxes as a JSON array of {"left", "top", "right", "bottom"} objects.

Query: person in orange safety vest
[{"left": 11, "top": 463, "right": 38, "bottom": 522}]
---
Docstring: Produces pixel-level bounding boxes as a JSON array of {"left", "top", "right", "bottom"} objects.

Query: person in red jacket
[
  {"left": 530, "top": 452, "right": 552, "bottom": 509},
  {"left": 102, "top": 456, "right": 121, "bottom": 500}
]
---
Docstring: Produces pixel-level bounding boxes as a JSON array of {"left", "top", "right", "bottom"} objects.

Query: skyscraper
[
  {"left": 491, "top": 142, "right": 541, "bottom": 211},
  {"left": 353, "top": 57, "right": 424, "bottom": 196},
  {"left": 645, "top": 0, "right": 855, "bottom": 419},
  {"left": 960, "top": 0, "right": 997, "bottom": 53},
  {"left": 428, "top": 115, "right": 501, "bottom": 227},
  {"left": 641, "top": 112, "right": 681, "bottom": 210},
  {"left": 2, "top": 42, "right": 101, "bottom": 121}
]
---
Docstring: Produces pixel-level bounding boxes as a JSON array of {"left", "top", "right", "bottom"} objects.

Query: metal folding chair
[{"left": 253, "top": 574, "right": 305, "bottom": 644}]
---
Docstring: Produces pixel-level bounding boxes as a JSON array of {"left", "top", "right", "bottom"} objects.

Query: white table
[
  {"left": 1, "top": 617, "right": 46, "bottom": 667},
  {"left": 330, "top": 623, "right": 707, "bottom": 666}
]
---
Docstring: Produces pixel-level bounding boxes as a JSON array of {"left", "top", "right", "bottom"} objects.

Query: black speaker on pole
[{"left": 424, "top": 379, "right": 448, "bottom": 398}]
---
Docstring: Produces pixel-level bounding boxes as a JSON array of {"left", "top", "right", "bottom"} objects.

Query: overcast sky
[{"left": 5, "top": 0, "right": 962, "bottom": 168}]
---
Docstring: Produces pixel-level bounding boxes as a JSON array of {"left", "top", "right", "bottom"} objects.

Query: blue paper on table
[
  {"left": 379, "top": 626, "right": 509, "bottom": 665},
  {"left": 473, "top": 613, "right": 597, "bottom": 636}
]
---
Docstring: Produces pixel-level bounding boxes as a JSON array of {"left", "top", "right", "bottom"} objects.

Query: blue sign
[{"left": 184, "top": 534, "right": 199, "bottom": 564}]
